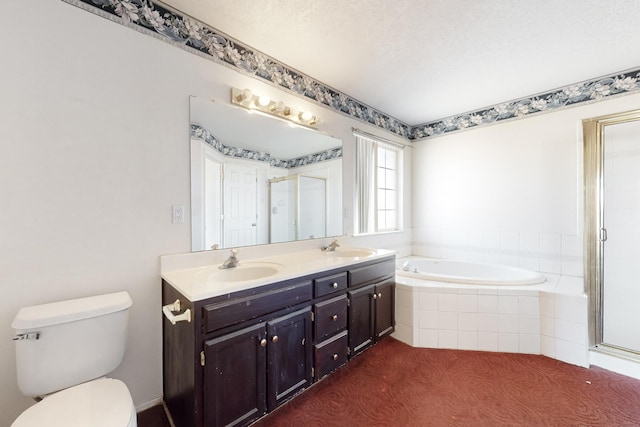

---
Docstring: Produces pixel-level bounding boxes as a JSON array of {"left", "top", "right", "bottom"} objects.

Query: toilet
[{"left": 11, "top": 291, "right": 137, "bottom": 427}]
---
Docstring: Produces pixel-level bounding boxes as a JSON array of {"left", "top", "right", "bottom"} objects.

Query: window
[{"left": 354, "top": 131, "right": 403, "bottom": 235}]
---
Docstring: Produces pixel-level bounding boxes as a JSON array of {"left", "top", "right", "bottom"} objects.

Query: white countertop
[{"left": 161, "top": 248, "right": 396, "bottom": 302}]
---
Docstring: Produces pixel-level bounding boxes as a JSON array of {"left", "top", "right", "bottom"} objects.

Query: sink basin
[
  {"left": 195, "top": 262, "right": 284, "bottom": 282},
  {"left": 327, "top": 248, "right": 376, "bottom": 258}
]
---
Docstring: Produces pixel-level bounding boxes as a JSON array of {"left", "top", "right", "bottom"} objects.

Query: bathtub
[
  {"left": 391, "top": 256, "right": 591, "bottom": 363},
  {"left": 396, "top": 257, "right": 546, "bottom": 286}
]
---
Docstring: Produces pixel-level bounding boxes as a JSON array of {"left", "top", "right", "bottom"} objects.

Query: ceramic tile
[
  {"left": 438, "top": 293, "right": 458, "bottom": 311},
  {"left": 519, "top": 333, "right": 540, "bottom": 354},
  {"left": 478, "top": 332, "right": 499, "bottom": 352},
  {"left": 518, "top": 315, "right": 540, "bottom": 334},
  {"left": 478, "top": 295, "right": 498, "bottom": 312},
  {"left": 498, "top": 333, "right": 519, "bottom": 353},
  {"left": 477, "top": 313, "right": 498, "bottom": 332},
  {"left": 540, "top": 234, "right": 562, "bottom": 255},
  {"left": 519, "top": 232, "right": 540, "bottom": 253},
  {"left": 499, "top": 314, "right": 519, "bottom": 333},
  {"left": 518, "top": 295, "right": 539, "bottom": 315},
  {"left": 498, "top": 295, "right": 518, "bottom": 314},
  {"left": 418, "top": 310, "right": 438, "bottom": 329},
  {"left": 458, "top": 294, "right": 478, "bottom": 312},
  {"left": 540, "top": 335, "right": 556, "bottom": 358},
  {"left": 458, "top": 331, "right": 478, "bottom": 350},
  {"left": 438, "top": 312, "right": 458, "bottom": 330},
  {"left": 458, "top": 312, "right": 478, "bottom": 331},
  {"left": 438, "top": 330, "right": 458, "bottom": 349},
  {"left": 418, "top": 329, "right": 438, "bottom": 348}
]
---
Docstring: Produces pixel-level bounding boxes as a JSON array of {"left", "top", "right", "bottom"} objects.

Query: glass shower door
[{"left": 601, "top": 120, "right": 640, "bottom": 354}]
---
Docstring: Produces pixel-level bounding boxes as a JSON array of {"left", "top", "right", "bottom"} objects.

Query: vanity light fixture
[{"left": 231, "top": 87, "right": 318, "bottom": 128}]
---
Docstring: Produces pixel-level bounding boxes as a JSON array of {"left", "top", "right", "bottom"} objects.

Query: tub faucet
[
  {"left": 322, "top": 238, "right": 340, "bottom": 252},
  {"left": 220, "top": 249, "right": 239, "bottom": 269},
  {"left": 402, "top": 261, "right": 412, "bottom": 271}
]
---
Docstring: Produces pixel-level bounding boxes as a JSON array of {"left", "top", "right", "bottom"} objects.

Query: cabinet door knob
[
  {"left": 260, "top": 339, "right": 267, "bottom": 347},
  {"left": 272, "top": 335, "right": 279, "bottom": 343},
  {"left": 372, "top": 293, "right": 378, "bottom": 299},
  {"left": 377, "top": 292, "right": 382, "bottom": 299},
  {"left": 332, "top": 282, "right": 338, "bottom": 289},
  {"left": 332, "top": 314, "right": 338, "bottom": 321},
  {"left": 333, "top": 353, "right": 339, "bottom": 361}
]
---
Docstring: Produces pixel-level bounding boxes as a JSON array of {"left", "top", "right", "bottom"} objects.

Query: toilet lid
[{"left": 12, "top": 378, "right": 136, "bottom": 427}]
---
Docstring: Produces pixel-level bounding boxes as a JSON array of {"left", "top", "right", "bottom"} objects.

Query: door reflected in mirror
[{"left": 190, "top": 96, "right": 343, "bottom": 252}]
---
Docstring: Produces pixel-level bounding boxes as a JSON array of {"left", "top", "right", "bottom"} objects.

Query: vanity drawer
[
  {"left": 314, "top": 294, "right": 347, "bottom": 341},
  {"left": 314, "top": 330, "right": 348, "bottom": 380},
  {"left": 203, "top": 281, "right": 312, "bottom": 334},
  {"left": 348, "top": 259, "right": 395, "bottom": 287},
  {"left": 314, "top": 272, "right": 347, "bottom": 298}
]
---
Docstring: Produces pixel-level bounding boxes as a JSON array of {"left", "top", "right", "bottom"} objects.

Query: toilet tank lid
[{"left": 12, "top": 291, "right": 132, "bottom": 330}]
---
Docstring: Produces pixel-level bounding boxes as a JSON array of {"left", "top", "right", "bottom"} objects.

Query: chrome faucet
[
  {"left": 322, "top": 238, "right": 340, "bottom": 252},
  {"left": 220, "top": 248, "right": 239, "bottom": 269},
  {"left": 401, "top": 261, "right": 419, "bottom": 273}
]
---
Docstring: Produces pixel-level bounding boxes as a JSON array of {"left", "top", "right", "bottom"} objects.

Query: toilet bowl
[
  {"left": 12, "top": 378, "right": 136, "bottom": 427},
  {"left": 11, "top": 292, "right": 136, "bottom": 427}
]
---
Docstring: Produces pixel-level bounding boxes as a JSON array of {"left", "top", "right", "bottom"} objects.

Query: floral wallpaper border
[
  {"left": 411, "top": 69, "right": 640, "bottom": 140},
  {"left": 191, "top": 124, "right": 342, "bottom": 169},
  {"left": 64, "top": 0, "right": 640, "bottom": 141},
  {"left": 64, "top": 0, "right": 411, "bottom": 139}
]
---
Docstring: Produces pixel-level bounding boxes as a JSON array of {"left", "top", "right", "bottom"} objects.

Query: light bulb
[
  {"left": 240, "top": 88, "right": 252, "bottom": 102},
  {"left": 273, "top": 101, "right": 286, "bottom": 113},
  {"left": 299, "top": 111, "right": 313, "bottom": 122},
  {"left": 257, "top": 95, "right": 271, "bottom": 107}
]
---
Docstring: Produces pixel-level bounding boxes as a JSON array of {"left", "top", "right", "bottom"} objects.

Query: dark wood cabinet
[
  {"left": 312, "top": 294, "right": 348, "bottom": 380},
  {"left": 347, "top": 285, "right": 375, "bottom": 356},
  {"left": 163, "top": 254, "right": 395, "bottom": 427},
  {"left": 348, "top": 278, "right": 395, "bottom": 357},
  {"left": 203, "top": 308, "right": 313, "bottom": 426},
  {"left": 266, "top": 308, "right": 313, "bottom": 410},
  {"left": 203, "top": 323, "right": 266, "bottom": 427},
  {"left": 203, "top": 308, "right": 312, "bottom": 426},
  {"left": 374, "top": 278, "right": 395, "bottom": 340}
]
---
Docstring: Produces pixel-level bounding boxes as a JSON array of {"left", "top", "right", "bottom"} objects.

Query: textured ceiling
[{"left": 163, "top": 0, "right": 640, "bottom": 126}]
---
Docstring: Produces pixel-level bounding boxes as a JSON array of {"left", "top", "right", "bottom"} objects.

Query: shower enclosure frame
[
  {"left": 268, "top": 174, "right": 327, "bottom": 243},
  {"left": 583, "top": 108, "right": 640, "bottom": 360}
]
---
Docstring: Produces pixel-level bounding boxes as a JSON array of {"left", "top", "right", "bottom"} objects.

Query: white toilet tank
[{"left": 12, "top": 291, "right": 133, "bottom": 397}]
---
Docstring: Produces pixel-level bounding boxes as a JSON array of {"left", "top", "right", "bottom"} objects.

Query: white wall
[
  {"left": 0, "top": 1, "right": 411, "bottom": 424},
  {"left": 412, "top": 91, "right": 640, "bottom": 278},
  {"left": 410, "top": 94, "right": 640, "bottom": 372}
]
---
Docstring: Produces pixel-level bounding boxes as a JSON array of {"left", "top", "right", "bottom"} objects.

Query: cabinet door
[
  {"left": 203, "top": 323, "right": 266, "bottom": 427},
  {"left": 348, "top": 284, "right": 375, "bottom": 357},
  {"left": 375, "top": 278, "right": 395, "bottom": 339},
  {"left": 266, "top": 308, "right": 313, "bottom": 410}
]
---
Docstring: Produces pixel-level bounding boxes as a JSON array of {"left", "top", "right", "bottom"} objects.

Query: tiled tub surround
[
  {"left": 392, "top": 261, "right": 588, "bottom": 368},
  {"left": 413, "top": 228, "right": 583, "bottom": 277}
]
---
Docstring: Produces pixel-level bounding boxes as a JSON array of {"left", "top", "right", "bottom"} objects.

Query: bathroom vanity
[{"left": 161, "top": 249, "right": 395, "bottom": 427}]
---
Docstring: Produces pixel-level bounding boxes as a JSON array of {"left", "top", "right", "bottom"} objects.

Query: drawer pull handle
[
  {"left": 333, "top": 353, "right": 339, "bottom": 361},
  {"left": 272, "top": 335, "right": 279, "bottom": 344},
  {"left": 332, "top": 314, "right": 338, "bottom": 321},
  {"left": 260, "top": 339, "right": 267, "bottom": 347},
  {"left": 332, "top": 282, "right": 338, "bottom": 289}
]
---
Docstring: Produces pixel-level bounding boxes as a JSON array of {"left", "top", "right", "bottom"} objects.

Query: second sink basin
[
  {"left": 195, "top": 262, "right": 285, "bottom": 283},
  {"left": 327, "top": 248, "right": 376, "bottom": 258}
]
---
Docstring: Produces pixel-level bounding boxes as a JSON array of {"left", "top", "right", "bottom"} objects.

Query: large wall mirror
[{"left": 190, "top": 96, "right": 343, "bottom": 252}]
